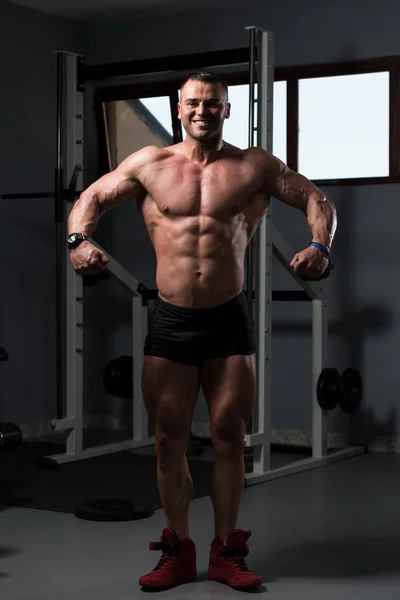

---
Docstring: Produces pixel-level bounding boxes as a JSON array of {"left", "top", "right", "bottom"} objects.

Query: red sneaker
[
  {"left": 208, "top": 529, "right": 262, "bottom": 590},
  {"left": 138, "top": 528, "right": 197, "bottom": 589}
]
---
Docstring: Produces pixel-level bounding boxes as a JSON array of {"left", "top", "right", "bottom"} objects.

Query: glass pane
[
  {"left": 273, "top": 81, "right": 287, "bottom": 164},
  {"left": 140, "top": 97, "right": 174, "bottom": 137},
  {"left": 298, "top": 72, "right": 389, "bottom": 180},
  {"left": 223, "top": 84, "right": 250, "bottom": 149},
  {"left": 179, "top": 82, "right": 287, "bottom": 163},
  {"left": 105, "top": 96, "right": 174, "bottom": 168}
]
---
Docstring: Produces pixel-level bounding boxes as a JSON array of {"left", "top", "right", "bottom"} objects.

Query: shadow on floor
[
  {"left": 255, "top": 535, "right": 400, "bottom": 581},
  {"left": 0, "top": 546, "right": 21, "bottom": 579}
]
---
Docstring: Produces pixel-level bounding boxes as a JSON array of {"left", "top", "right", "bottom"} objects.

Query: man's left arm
[{"left": 262, "top": 152, "right": 337, "bottom": 280}]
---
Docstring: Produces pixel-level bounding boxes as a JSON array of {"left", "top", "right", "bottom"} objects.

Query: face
[{"left": 178, "top": 80, "right": 231, "bottom": 142}]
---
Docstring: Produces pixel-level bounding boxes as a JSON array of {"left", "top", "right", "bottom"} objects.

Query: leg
[
  {"left": 201, "top": 354, "right": 256, "bottom": 542},
  {"left": 142, "top": 356, "right": 199, "bottom": 539}
]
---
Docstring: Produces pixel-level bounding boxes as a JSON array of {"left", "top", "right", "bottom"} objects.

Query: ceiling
[{"left": 8, "top": 0, "right": 249, "bottom": 21}]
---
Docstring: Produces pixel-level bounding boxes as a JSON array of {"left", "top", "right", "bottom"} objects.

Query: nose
[{"left": 196, "top": 102, "right": 209, "bottom": 116}]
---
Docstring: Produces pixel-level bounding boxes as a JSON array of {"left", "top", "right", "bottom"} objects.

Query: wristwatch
[{"left": 67, "top": 232, "right": 88, "bottom": 250}]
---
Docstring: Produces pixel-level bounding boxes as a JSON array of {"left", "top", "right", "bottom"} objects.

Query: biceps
[
  {"left": 90, "top": 170, "right": 145, "bottom": 212},
  {"left": 271, "top": 168, "right": 312, "bottom": 212}
]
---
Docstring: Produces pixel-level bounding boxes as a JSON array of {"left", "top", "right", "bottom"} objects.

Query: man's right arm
[{"left": 68, "top": 146, "right": 158, "bottom": 236}]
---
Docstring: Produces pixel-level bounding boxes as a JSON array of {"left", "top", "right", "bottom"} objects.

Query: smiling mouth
[{"left": 192, "top": 120, "right": 211, "bottom": 126}]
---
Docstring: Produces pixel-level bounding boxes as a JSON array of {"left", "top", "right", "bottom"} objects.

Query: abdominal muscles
[{"left": 152, "top": 214, "right": 248, "bottom": 308}]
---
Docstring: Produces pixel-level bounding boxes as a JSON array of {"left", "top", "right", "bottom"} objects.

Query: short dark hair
[{"left": 180, "top": 71, "right": 229, "bottom": 97}]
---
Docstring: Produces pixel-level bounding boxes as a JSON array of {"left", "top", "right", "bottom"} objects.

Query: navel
[{"left": 163, "top": 205, "right": 169, "bottom": 213}]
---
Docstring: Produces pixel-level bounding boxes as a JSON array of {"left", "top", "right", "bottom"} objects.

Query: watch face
[{"left": 67, "top": 233, "right": 85, "bottom": 247}]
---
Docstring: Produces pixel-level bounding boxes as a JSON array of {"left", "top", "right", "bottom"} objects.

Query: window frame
[
  {"left": 88, "top": 51, "right": 400, "bottom": 185},
  {"left": 278, "top": 56, "right": 400, "bottom": 186}
]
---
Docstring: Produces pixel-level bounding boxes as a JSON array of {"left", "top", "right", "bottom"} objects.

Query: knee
[
  {"left": 155, "top": 408, "right": 190, "bottom": 463},
  {"left": 211, "top": 417, "right": 246, "bottom": 459},
  {"left": 156, "top": 433, "right": 188, "bottom": 470}
]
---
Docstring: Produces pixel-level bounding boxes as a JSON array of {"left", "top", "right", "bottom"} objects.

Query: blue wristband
[{"left": 310, "top": 242, "right": 330, "bottom": 259}]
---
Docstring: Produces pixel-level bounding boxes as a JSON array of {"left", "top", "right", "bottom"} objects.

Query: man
[{"left": 67, "top": 71, "right": 335, "bottom": 590}]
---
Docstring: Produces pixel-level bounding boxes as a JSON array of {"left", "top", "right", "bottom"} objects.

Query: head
[{"left": 178, "top": 71, "right": 231, "bottom": 143}]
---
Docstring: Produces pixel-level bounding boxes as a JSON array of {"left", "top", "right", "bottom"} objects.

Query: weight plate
[
  {"left": 339, "top": 368, "right": 363, "bottom": 414},
  {"left": 317, "top": 367, "right": 341, "bottom": 410},
  {"left": 74, "top": 498, "right": 155, "bottom": 522}
]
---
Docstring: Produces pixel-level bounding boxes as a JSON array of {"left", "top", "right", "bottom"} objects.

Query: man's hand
[
  {"left": 290, "top": 246, "right": 330, "bottom": 281},
  {"left": 69, "top": 241, "right": 110, "bottom": 276}
]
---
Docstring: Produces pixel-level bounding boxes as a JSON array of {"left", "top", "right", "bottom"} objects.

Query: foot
[
  {"left": 208, "top": 529, "right": 262, "bottom": 590},
  {"left": 138, "top": 528, "right": 197, "bottom": 589}
]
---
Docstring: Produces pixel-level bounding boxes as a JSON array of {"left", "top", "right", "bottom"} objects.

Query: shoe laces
[
  {"left": 224, "top": 547, "right": 250, "bottom": 572},
  {"left": 152, "top": 542, "right": 183, "bottom": 571}
]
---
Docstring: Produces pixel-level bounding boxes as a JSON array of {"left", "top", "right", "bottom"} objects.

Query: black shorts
[{"left": 144, "top": 292, "right": 256, "bottom": 366}]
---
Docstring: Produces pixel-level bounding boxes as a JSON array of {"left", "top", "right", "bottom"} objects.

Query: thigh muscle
[{"left": 142, "top": 356, "right": 200, "bottom": 438}]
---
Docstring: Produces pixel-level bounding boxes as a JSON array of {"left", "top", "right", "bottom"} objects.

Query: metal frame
[
  {"left": 48, "top": 53, "right": 153, "bottom": 464},
  {"left": 243, "top": 28, "right": 364, "bottom": 485}
]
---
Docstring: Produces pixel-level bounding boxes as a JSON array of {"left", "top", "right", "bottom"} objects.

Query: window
[
  {"left": 298, "top": 72, "right": 390, "bottom": 181},
  {"left": 103, "top": 96, "right": 174, "bottom": 169},
  {"left": 278, "top": 56, "right": 400, "bottom": 184},
  {"left": 102, "top": 83, "right": 288, "bottom": 167},
  {"left": 272, "top": 81, "right": 287, "bottom": 164},
  {"left": 94, "top": 51, "right": 400, "bottom": 185}
]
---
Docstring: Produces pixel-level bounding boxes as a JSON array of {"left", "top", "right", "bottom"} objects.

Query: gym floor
[{"left": 2, "top": 451, "right": 400, "bottom": 600}]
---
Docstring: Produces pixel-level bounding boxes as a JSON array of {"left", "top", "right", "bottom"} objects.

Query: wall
[
  {"left": 80, "top": 0, "right": 400, "bottom": 443},
  {"left": 0, "top": 0, "right": 85, "bottom": 426},
  {"left": 84, "top": 0, "right": 400, "bottom": 67}
]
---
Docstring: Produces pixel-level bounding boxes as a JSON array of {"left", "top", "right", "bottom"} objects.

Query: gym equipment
[
  {"left": 0, "top": 348, "right": 23, "bottom": 452},
  {"left": 74, "top": 498, "right": 155, "bottom": 522},
  {"left": 317, "top": 367, "right": 363, "bottom": 413},
  {"left": 103, "top": 355, "right": 133, "bottom": 400},
  {"left": 339, "top": 368, "right": 363, "bottom": 414},
  {"left": 0, "top": 422, "right": 23, "bottom": 452},
  {"left": 82, "top": 271, "right": 111, "bottom": 287},
  {"left": 317, "top": 368, "right": 341, "bottom": 410}
]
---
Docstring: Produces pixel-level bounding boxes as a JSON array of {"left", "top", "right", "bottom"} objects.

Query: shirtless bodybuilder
[{"left": 67, "top": 71, "right": 335, "bottom": 591}]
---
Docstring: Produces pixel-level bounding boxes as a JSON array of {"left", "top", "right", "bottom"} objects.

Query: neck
[{"left": 182, "top": 136, "right": 224, "bottom": 164}]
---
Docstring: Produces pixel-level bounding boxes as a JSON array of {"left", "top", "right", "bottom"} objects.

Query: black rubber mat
[{"left": 0, "top": 439, "right": 213, "bottom": 515}]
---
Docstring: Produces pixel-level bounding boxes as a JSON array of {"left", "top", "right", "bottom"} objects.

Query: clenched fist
[
  {"left": 69, "top": 241, "right": 110, "bottom": 276},
  {"left": 290, "top": 245, "right": 330, "bottom": 281}
]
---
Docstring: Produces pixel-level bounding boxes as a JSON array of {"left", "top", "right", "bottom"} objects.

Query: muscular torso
[{"left": 137, "top": 143, "right": 269, "bottom": 308}]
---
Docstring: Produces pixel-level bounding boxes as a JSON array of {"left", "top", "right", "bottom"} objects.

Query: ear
[
  {"left": 177, "top": 103, "right": 182, "bottom": 120},
  {"left": 225, "top": 102, "right": 231, "bottom": 120}
]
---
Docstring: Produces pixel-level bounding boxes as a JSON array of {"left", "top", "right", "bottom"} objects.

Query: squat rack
[{"left": 2, "top": 27, "right": 364, "bottom": 480}]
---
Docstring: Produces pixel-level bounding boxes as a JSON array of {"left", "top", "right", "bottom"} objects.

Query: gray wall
[
  {"left": 0, "top": 0, "right": 85, "bottom": 424},
  {"left": 82, "top": 0, "right": 400, "bottom": 440},
  {"left": 1, "top": 0, "right": 398, "bottom": 443},
  {"left": 84, "top": 0, "right": 400, "bottom": 66}
]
